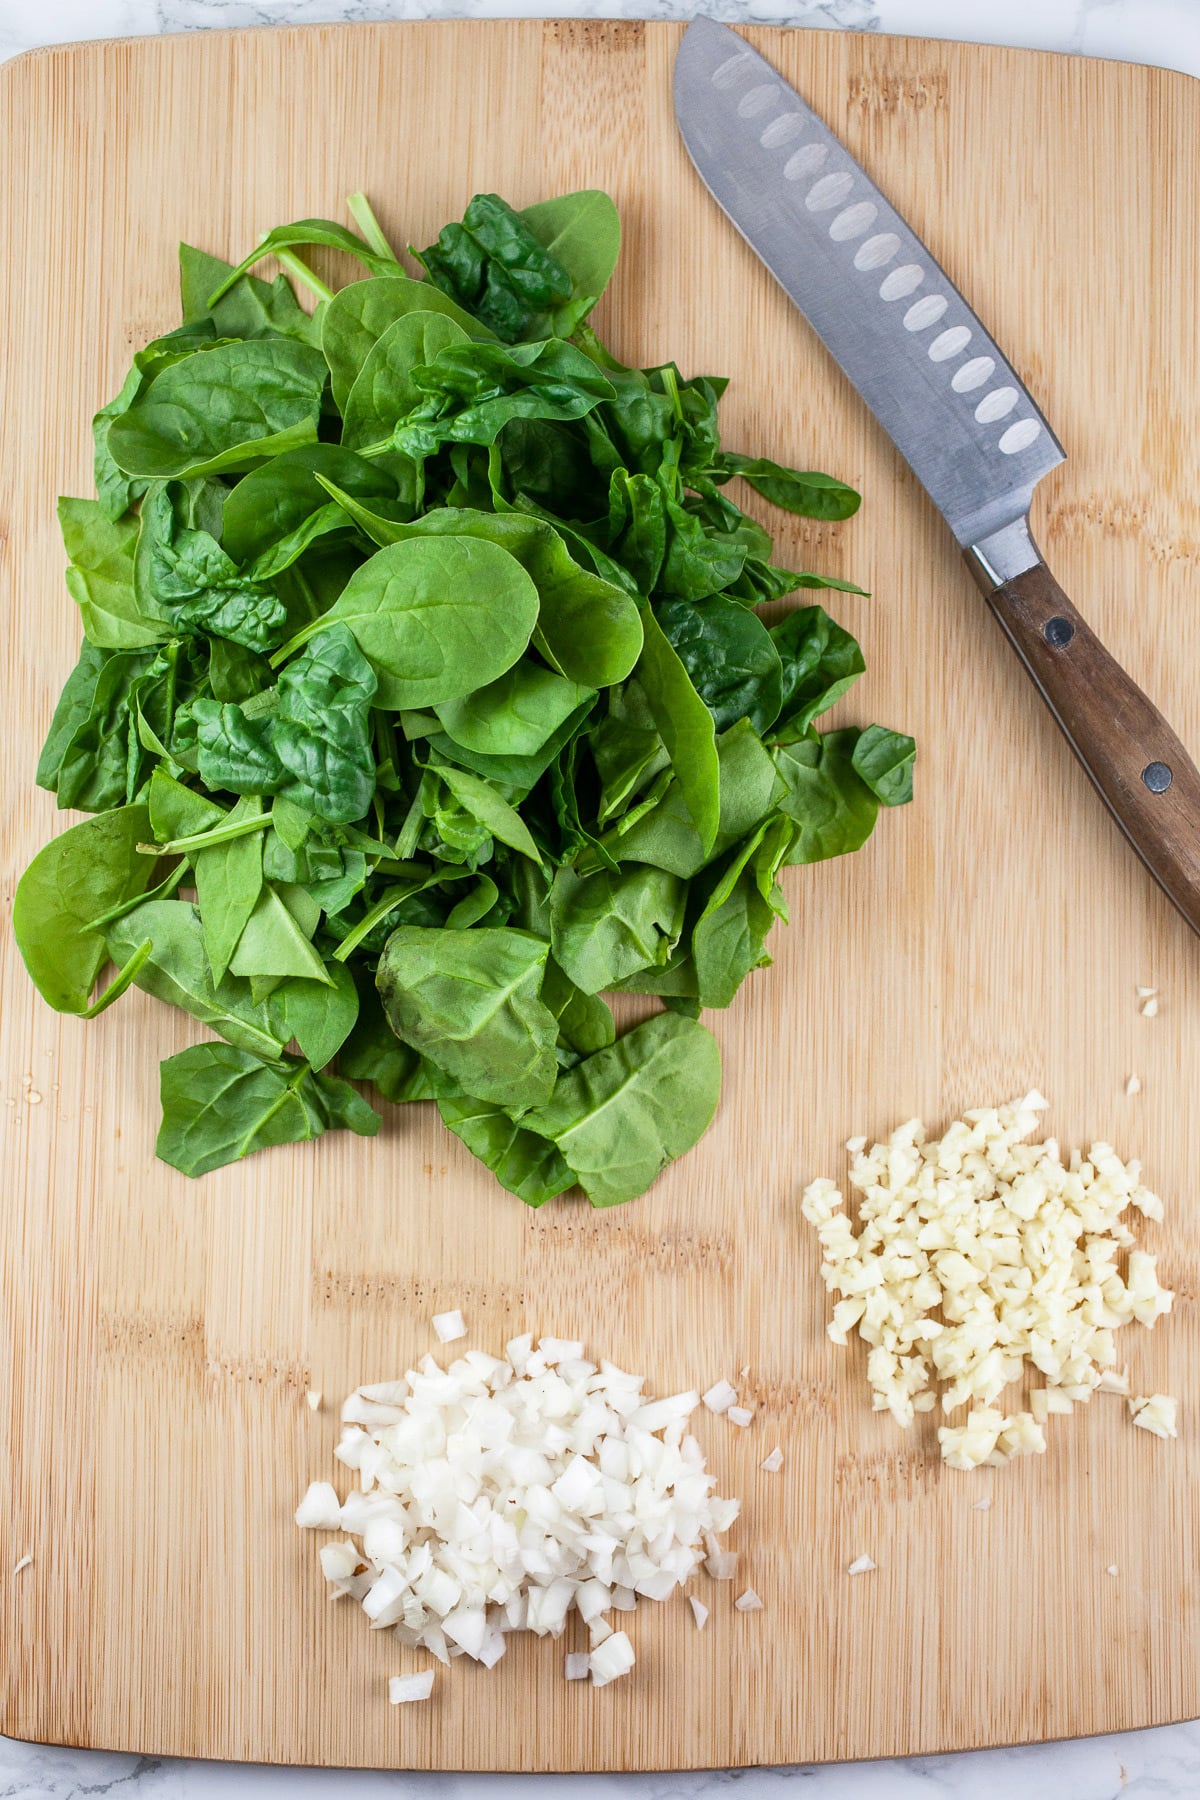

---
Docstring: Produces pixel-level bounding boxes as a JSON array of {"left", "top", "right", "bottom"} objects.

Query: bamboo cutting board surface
[{"left": 2, "top": 19, "right": 1199, "bottom": 1772}]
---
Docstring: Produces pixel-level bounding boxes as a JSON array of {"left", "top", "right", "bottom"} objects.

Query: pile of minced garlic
[
  {"left": 801, "top": 1091, "right": 1177, "bottom": 1469},
  {"left": 297, "top": 1332, "right": 745, "bottom": 1699}
]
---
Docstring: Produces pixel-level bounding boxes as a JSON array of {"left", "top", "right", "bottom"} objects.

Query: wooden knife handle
[{"left": 980, "top": 557, "right": 1200, "bottom": 936}]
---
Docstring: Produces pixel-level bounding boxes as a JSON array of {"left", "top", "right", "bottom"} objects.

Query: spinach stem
[
  {"left": 276, "top": 250, "right": 335, "bottom": 305},
  {"left": 346, "top": 193, "right": 399, "bottom": 263},
  {"left": 331, "top": 888, "right": 416, "bottom": 963},
  {"left": 82, "top": 939, "right": 154, "bottom": 1019},
  {"left": 145, "top": 812, "right": 274, "bottom": 858},
  {"left": 85, "top": 859, "right": 187, "bottom": 932},
  {"left": 269, "top": 618, "right": 325, "bottom": 668}
]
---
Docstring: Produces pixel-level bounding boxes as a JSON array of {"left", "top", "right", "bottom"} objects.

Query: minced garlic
[{"left": 801, "top": 1093, "right": 1175, "bottom": 1468}]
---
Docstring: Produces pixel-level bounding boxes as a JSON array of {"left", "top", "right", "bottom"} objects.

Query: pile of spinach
[{"left": 15, "top": 189, "right": 914, "bottom": 1203}]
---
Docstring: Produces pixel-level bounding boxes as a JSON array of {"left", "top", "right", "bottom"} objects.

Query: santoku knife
[{"left": 675, "top": 18, "right": 1200, "bottom": 936}]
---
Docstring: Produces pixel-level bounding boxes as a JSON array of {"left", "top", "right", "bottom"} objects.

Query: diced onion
[
  {"left": 589, "top": 1630, "right": 635, "bottom": 1687},
  {"left": 389, "top": 1672, "right": 435, "bottom": 1704},
  {"left": 702, "top": 1380, "right": 738, "bottom": 1415},
  {"left": 298, "top": 1334, "right": 740, "bottom": 1701}
]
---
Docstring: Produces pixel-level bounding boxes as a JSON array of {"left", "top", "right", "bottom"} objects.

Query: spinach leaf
[
  {"left": 341, "top": 311, "right": 471, "bottom": 457},
  {"left": 36, "top": 641, "right": 111, "bottom": 793},
  {"left": 58, "top": 498, "right": 168, "bottom": 650},
  {"left": 108, "top": 340, "right": 327, "bottom": 481},
  {"left": 434, "top": 1079, "right": 575, "bottom": 1207},
  {"left": 610, "top": 717, "right": 778, "bottom": 878},
  {"left": 658, "top": 596, "right": 783, "bottom": 735},
  {"left": 289, "top": 536, "right": 538, "bottom": 709},
  {"left": 773, "top": 729, "right": 880, "bottom": 865},
  {"left": 323, "top": 274, "right": 493, "bottom": 414},
  {"left": 315, "top": 494, "right": 643, "bottom": 688},
  {"left": 339, "top": 979, "right": 434, "bottom": 1102},
  {"left": 157, "top": 1044, "right": 380, "bottom": 1177},
  {"left": 179, "top": 244, "right": 322, "bottom": 346},
  {"left": 209, "top": 637, "right": 273, "bottom": 703},
  {"left": 188, "top": 698, "right": 280, "bottom": 795},
  {"left": 518, "top": 190, "right": 622, "bottom": 336},
  {"left": 851, "top": 724, "right": 916, "bottom": 806},
  {"left": 416, "top": 192, "right": 576, "bottom": 342},
  {"left": 185, "top": 627, "right": 377, "bottom": 825},
  {"left": 691, "top": 813, "right": 792, "bottom": 1009},
  {"left": 149, "top": 767, "right": 225, "bottom": 842},
  {"left": 268, "top": 959, "right": 359, "bottom": 1069},
  {"left": 220, "top": 444, "right": 396, "bottom": 568},
  {"left": 432, "top": 764, "right": 544, "bottom": 867},
  {"left": 770, "top": 605, "right": 865, "bottom": 742},
  {"left": 228, "top": 884, "right": 332, "bottom": 986},
  {"left": 434, "top": 660, "right": 594, "bottom": 758},
  {"left": 93, "top": 364, "right": 150, "bottom": 522},
  {"left": 272, "top": 625, "right": 377, "bottom": 823},
  {"left": 136, "top": 481, "right": 288, "bottom": 652},
  {"left": 51, "top": 647, "right": 159, "bottom": 813},
  {"left": 549, "top": 864, "right": 686, "bottom": 994},
  {"left": 376, "top": 926, "right": 558, "bottom": 1109},
  {"left": 522, "top": 1012, "right": 721, "bottom": 1206},
  {"left": 541, "top": 956, "right": 616, "bottom": 1062},
  {"left": 714, "top": 454, "right": 861, "bottom": 520},
  {"left": 13, "top": 805, "right": 158, "bottom": 1013},
  {"left": 193, "top": 796, "right": 265, "bottom": 984},
  {"left": 589, "top": 679, "right": 669, "bottom": 825},
  {"left": 206, "top": 218, "right": 399, "bottom": 307},
  {"left": 107, "top": 899, "right": 287, "bottom": 1056},
  {"left": 445, "top": 873, "right": 500, "bottom": 930},
  {"left": 636, "top": 607, "right": 720, "bottom": 855}
]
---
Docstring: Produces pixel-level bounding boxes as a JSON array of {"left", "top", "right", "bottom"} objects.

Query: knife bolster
[{"left": 964, "top": 514, "right": 1042, "bottom": 591}]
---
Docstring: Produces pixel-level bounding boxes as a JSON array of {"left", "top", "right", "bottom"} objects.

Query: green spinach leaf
[
  {"left": 522, "top": 1012, "right": 721, "bottom": 1206},
  {"left": 13, "top": 805, "right": 158, "bottom": 1013},
  {"left": 157, "top": 1044, "right": 380, "bottom": 1177},
  {"left": 376, "top": 925, "right": 558, "bottom": 1109}
]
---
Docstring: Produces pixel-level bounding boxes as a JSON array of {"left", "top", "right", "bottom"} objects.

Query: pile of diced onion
[
  {"left": 801, "top": 1092, "right": 1177, "bottom": 1469},
  {"left": 296, "top": 1330, "right": 743, "bottom": 1695}
]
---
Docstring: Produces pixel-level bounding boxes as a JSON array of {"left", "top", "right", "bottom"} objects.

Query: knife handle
[{"left": 970, "top": 548, "right": 1200, "bottom": 936}]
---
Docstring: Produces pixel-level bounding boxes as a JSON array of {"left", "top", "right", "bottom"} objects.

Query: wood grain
[{"left": 2, "top": 20, "right": 1199, "bottom": 1771}]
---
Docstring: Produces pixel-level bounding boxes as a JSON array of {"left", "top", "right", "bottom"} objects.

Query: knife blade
[{"left": 674, "top": 18, "right": 1200, "bottom": 940}]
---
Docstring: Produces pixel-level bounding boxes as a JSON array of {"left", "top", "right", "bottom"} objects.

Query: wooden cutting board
[{"left": 2, "top": 18, "right": 1199, "bottom": 1772}]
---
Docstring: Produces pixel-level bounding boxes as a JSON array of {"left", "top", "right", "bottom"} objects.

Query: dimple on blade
[{"left": 673, "top": 19, "right": 1065, "bottom": 548}]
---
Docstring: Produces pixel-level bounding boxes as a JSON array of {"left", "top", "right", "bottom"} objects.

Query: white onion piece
[
  {"left": 589, "top": 1630, "right": 636, "bottom": 1687},
  {"left": 702, "top": 1380, "right": 737, "bottom": 1414},
  {"left": 389, "top": 1672, "right": 435, "bottom": 1703},
  {"left": 295, "top": 1482, "right": 342, "bottom": 1530}
]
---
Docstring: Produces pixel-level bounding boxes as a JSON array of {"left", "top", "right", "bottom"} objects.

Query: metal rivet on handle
[
  {"left": 1043, "top": 616, "right": 1075, "bottom": 647},
  {"left": 1143, "top": 762, "right": 1174, "bottom": 794}
]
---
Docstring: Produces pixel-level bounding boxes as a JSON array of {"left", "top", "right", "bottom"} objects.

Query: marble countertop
[{"left": 3, "top": 0, "right": 1198, "bottom": 1795}]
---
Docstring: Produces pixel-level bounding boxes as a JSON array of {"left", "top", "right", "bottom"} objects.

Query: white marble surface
[{"left": 3, "top": 0, "right": 1199, "bottom": 1794}]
